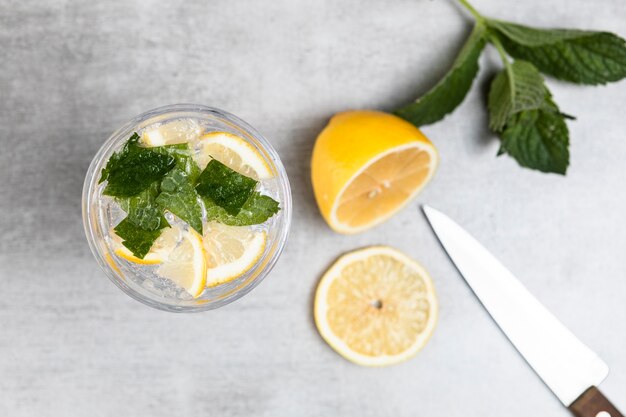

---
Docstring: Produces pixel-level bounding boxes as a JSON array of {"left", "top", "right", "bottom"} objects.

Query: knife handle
[{"left": 569, "top": 387, "right": 623, "bottom": 417}]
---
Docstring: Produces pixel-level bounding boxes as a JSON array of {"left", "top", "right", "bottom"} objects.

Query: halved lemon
[
  {"left": 202, "top": 221, "right": 266, "bottom": 287},
  {"left": 141, "top": 119, "right": 202, "bottom": 146},
  {"left": 156, "top": 228, "right": 207, "bottom": 298},
  {"left": 314, "top": 246, "right": 438, "bottom": 367},
  {"left": 311, "top": 110, "right": 438, "bottom": 234},
  {"left": 194, "top": 132, "right": 272, "bottom": 179}
]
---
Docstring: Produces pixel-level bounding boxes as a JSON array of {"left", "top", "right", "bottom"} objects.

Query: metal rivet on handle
[{"left": 596, "top": 412, "right": 611, "bottom": 417}]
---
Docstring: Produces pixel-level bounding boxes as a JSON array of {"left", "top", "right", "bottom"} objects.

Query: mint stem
[
  {"left": 458, "top": 0, "right": 515, "bottom": 99},
  {"left": 488, "top": 32, "right": 517, "bottom": 100},
  {"left": 490, "top": 34, "right": 510, "bottom": 65},
  {"left": 458, "top": 0, "right": 484, "bottom": 22}
]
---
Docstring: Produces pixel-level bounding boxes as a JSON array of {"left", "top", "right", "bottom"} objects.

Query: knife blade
[{"left": 422, "top": 205, "right": 622, "bottom": 417}]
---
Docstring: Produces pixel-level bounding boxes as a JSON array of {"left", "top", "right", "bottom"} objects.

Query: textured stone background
[{"left": 1, "top": 0, "right": 625, "bottom": 415}]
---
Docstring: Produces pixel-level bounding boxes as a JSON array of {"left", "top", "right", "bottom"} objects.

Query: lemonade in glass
[{"left": 83, "top": 104, "right": 291, "bottom": 311}]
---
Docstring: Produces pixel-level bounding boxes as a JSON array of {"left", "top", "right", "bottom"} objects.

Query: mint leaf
[
  {"left": 117, "top": 182, "right": 167, "bottom": 231},
  {"left": 498, "top": 97, "right": 569, "bottom": 174},
  {"left": 114, "top": 218, "right": 165, "bottom": 259},
  {"left": 99, "top": 133, "right": 141, "bottom": 184},
  {"left": 487, "top": 60, "right": 570, "bottom": 173},
  {"left": 151, "top": 143, "right": 201, "bottom": 182},
  {"left": 395, "top": 23, "right": 487, "bottom": 126},
  {"left": 195, "top": 160, "right": 258, "bottom": 215},
  {"left": 156, "top": 168, "right": 203, "bottom": 234},
  {"left": 103, "top": 151, "right": 175, "bottom": 197},
  {"left": 203, "top": 192, "right": 280, "bottom": 226},
  {"left": 488, "top": 20, "right": 626, "bottom": 85},
  {"left": 101, "top": 133, "right": 175, "bottom": 197},
  {"left": 488, "top": 60, "right": 547, "bottom": 132}
]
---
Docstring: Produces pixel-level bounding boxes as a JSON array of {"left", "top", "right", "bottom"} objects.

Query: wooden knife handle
[{"left": 569, "top": 387, "right": 623, "bottom": 417}]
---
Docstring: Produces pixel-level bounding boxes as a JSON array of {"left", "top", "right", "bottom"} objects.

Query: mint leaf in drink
[
  {"left": 101, "top": 133, "right": 175, "bottom": 197},
  {"left": 156, "top": 168, "right": 203, "bottom": 234},
  {"left": 195, "top": 160, "right": 258, "bottom": 215},
  {"left": 488, "top": 20, "right": 626, "bottom": 85},
  {"left": 103, "top": 151, "right": 175, "bottom": 197},
  {"left": 114, "top": 218, "right": 165, "bottom": 259},
  {"left": 151, "top": 143, "right": 202, "bottom": 182},
  {"left": 498, "top": 97, "right": 569, "bottom": 174},
  {"left": 99, "top": 133, "right": 141, "bottom": 184},
  {"left": 203, "top": 192, "right": 280, "bottom": 226},
  {"left": 395, "top": 23, "right": 487, "bottom": 126},
  {"left": 488, "top": 60, "right": 547, "bottom": 132},
  {"left": 117, "top": 182, "right": 167, "bottom": 231}
]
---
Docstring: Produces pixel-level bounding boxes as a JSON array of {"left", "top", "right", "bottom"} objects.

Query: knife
[{"left": 422, "top": 205, "right": 622, "bottom": 417}]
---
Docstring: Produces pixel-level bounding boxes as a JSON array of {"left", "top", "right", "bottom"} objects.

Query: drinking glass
[{"left": 83, "top": 104, "right": 292, "bottom": 312}]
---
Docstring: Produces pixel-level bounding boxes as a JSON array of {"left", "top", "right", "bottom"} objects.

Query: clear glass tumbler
[{"left": 83, "top": 104, "right": 292, "bottom": 312}]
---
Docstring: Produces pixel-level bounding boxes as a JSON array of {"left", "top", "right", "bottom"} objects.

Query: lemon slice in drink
[
  {"left": 141, "top": 119, "right": 202, "bottom": 146},
  {"left": 312, "top": 110, "right": 438, "bottom": 234},
  {"left": 112, "top": 227, "right": 180, "bottom": 265},
  {"left": 194, "top": 132, "right": 272, "bottom": 179},
  {"left": 314, "top": 246, "right": 438, "bottom": 366},
  {"left": 202, "top": 222, "right": 267, "bottom": 287},
  {"left": 111, "top": 220, "right": 206, "bottom": 297},
  {"left": 156, "top": 228, "right": 207, "bottom": 298},
  {"left": 114, "top": 247, "right": 163, "bottom": 265}
]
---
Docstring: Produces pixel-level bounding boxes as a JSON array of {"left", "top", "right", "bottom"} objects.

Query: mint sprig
[
  {"left": 100, "top": 133, "right": 281, "bottom": 259},
  {"left": 395, "top": 0, "right": 626, "bottom": 174}
]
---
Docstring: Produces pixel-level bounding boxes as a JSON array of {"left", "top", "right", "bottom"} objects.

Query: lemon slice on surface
[
  {"left": 141, "top": 119, "right": 202, "bottom": 146},
  {"left": 156, "top": 228, "right": 207, "bottom": 298},
  {"left": 311, "top": 110, "right": 438, "bottom": 234},
  {"left": 202, "top": 222, "right": 267, "bottom": 287},
  {"left": 194, "top": 132, "right": 272, "bottom": 180},
  {"left": 314, "top": 246, "right": 438, "bottom": 367}
]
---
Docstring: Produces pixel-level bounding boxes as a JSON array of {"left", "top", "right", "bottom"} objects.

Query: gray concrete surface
[{"left": 1, "top": 0, "right": 625, "bottom": 415}]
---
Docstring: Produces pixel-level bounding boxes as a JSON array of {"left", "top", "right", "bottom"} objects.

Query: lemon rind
[
  {"left": 196, "top": 132, "right": 273, "bottom": 179},
  {"left": 114, "top": 247, "right": 163, "bottom": 265},
  {"left": 205, "top": 231, "right": 267, "bottom": 288}
]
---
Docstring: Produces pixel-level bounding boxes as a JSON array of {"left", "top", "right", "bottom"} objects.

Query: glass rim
[{"left": 82, "top": 104, "right": 292, "bottom": 312}]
